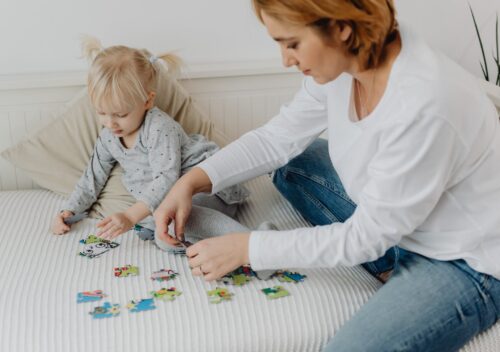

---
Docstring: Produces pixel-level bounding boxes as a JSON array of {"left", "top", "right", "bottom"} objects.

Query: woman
[{"left": 154, "top": 0, "right": 500, "bottom": 350}]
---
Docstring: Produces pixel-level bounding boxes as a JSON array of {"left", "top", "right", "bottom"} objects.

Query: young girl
[
  {"left": 50, "top": 37, "right": 253, "bottom": 253},
  {"left": 154, "top": 0, "right": 500, "bottom": 350}
]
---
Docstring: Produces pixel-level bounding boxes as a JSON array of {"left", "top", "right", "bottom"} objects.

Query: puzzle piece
[
  {"left": 234, "top": 265, "right": 256, "bottom": 277},
  {"left": 114, "top": 265, "right": 139, "bottom": 277},
  {"left": 207, "top": 287, "right": 234, "bottom": 304},
  {"left": 77, "top": 290, "right": 106, "bottom": 303},
  {"left": 127, "top": 298, "right": 156, "bottom": 312},
  {"left": 89, "top": 302, "right": 120, "bottom": 319},
  {"left": 79, "top": 234, "right": 113, "bottom": 245},
  {"left": 79, "top": 234, "right": 119, "bottom": 259},
  {"left": 262, "top": 286, "right": 290, "bottom": 300},
  {"left": 150, "top": 287, "right": 182, "bottom": 301},
  {"left": 219, "top": 273, "right": 252, "bottom": 286},
  {"left": 151, "top": 269, "right": 178, "bottom": 282},
  {"left": 273, "top": 270, "right": 307, "bottom": 283}
]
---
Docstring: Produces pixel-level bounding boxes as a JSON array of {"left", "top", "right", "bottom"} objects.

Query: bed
[{"left": 1, "top": 68, "right": 499, "bottom": 352}]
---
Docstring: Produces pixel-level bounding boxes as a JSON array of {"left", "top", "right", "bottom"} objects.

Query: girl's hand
[
  {"left": 51, "top": 210, "right": 74, "bottom": 235},
  {"left": 186, "top": 233, "right": 251, "bottom": 281},
  {"left": 96, "top": 212, "right": 133, "bottom": 240}
]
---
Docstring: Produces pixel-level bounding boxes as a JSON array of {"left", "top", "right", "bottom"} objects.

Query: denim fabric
[{"left": 273, "top": 139, "right": 500, "bottom": 351}]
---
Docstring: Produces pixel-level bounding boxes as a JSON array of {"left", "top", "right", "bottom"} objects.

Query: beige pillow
[{"left": 1, "top": 73, "right": 223, "bottom": 218}]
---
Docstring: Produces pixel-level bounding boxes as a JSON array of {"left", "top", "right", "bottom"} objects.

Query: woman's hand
[
  {"left": 96, "top": 212, "right": 133, "bottom": 240},
  {"left": 186, "top": 233, "right": 251, "bottom": 281},
  {"left": 154, "top": 167, "right": 213, "bottom": 244},
  {"left": 51, "top": 210, "right": 74, "bottom": 235},
  {"left": 153, "top": 181, "right": 193, "bottom": 244}
]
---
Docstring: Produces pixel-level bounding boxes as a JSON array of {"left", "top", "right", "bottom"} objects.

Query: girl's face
[
  {"left": 261, "top": 11, "right": 354, "bottom": 84},
  {"left": 97, "top": 92, "right": 155, "bottom": 137}
]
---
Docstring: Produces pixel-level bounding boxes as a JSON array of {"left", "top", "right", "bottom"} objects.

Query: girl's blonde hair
[
  {"left": 252, "top": 0, "right": 398, "bottom": 70},
  {"left": 81, "top": 36, "right": 182, "bottom": 112}
]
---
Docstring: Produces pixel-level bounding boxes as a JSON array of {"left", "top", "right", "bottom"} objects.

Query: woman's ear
[
  {"left": 145, "top": 91, "right": 156, "bottom": 109},
  {"left": 337, "top": 22, "right": 353, "bottom": 43}
]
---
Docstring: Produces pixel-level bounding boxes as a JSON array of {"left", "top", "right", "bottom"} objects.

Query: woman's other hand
[{"left": 186, "top": 233, "right": 251, "bottom": 281}]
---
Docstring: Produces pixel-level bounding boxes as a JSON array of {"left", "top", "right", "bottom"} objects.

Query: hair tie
[{"left": 149, "top": 55, "right": 158, "bottom": 64}]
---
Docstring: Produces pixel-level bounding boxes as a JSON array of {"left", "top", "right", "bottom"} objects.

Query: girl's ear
[{"left": 145, "top": 91, "right": 156, "bottom": 109}]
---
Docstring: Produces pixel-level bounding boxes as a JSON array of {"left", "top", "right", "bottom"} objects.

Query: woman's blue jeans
[{"left": 272, "top": 138, "right": 500, "bottom": 352}]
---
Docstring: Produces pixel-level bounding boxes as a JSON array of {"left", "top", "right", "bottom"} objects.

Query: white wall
[{"left": 0, "top": 0, "right": 499, "bottom": 81}]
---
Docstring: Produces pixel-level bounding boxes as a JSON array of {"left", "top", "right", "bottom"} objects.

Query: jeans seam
[
  {"left": 285, "top": 166, "right": 356, "bottom": 207},
  {"left": 298, "top": 184, "right": 340, "bottom": 223}
]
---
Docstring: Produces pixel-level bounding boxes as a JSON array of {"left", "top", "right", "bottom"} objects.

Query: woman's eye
[{"left": 287, "top": 42, "right": 298, "bottom": 49}]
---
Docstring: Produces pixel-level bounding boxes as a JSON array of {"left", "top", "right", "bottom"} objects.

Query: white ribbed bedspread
[{"left": 0, "top": 176, "right": 498, "bottom": 352}]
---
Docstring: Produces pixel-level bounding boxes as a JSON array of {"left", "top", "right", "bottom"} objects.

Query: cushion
[{"left": 1, "top": 70, "right": 224, "bottom": 218}]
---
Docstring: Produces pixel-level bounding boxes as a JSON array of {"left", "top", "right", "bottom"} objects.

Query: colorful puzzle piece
[
  {"left": 150, "top": 287, "right": 182, "bottom": 301},
  {"left": 114, "top": 265, "right": 139, "bottom": 277},
  {"left": 77, "top": 290, "right": 106, "bottom": 303},
  {"left": 126, "top": 298, "right": 156, "bottom": 312},
  {"left": 79, "top": 234, "right": 112, "bottom": 245},
  {"left": 89, "top": 302, "right": 120, "bottom": 319},
  {"left": 273, "top": 270, "right": 307, "bottom": 283},
  {"left": 262, "top": 286, "right": 290, "bottom": 300},
  {"left": 151, "top": 269, "right": 178, "bottom": 282},
  {"left": 79, "top": 235, "right": 119, "bottom": 259},
  {"left": 207, "top": 287, "right": 234, "bottom": 304},
  {"left": 219, "top": 273, "right": 252, "bottom": 286}
]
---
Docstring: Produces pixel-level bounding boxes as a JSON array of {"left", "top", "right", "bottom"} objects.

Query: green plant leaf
[{"left": 469, "top": 3, "right": 489, "bottom": 81}]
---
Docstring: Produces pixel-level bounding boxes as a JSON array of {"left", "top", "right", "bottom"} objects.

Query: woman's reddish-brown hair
[{"left": 252, "top": 0, "right": 398, "bottom": 69}]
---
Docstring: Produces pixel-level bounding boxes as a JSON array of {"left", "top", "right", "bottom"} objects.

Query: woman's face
[{"left": 261, "top": 12, "right": 354, "bottom": 84}]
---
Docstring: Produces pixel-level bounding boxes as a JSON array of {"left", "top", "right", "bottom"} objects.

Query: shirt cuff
[
  {"left": 248, "top": 230, "right": 281, "bottom": 271},
  {"left": 197, "top": 161, "right": 223, "bottom": 194}
]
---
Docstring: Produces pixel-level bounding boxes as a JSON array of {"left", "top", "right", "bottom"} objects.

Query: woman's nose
[{"left": 282, "top": 50, "right": 298, "bottom": 68}]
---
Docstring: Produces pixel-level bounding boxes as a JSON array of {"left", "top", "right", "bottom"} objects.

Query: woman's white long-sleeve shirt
[{"left": 198, "top": 24, "right": 500, "bottom": 280}]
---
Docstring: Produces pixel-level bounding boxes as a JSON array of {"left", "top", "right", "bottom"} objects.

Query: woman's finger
[
  {"left": 187, "top": 253, "right": 205, "bottom": 269},
  {"left": 154, "top": 211, "right": 172, "bottom": 239},
  {"left": 174, "top": 211, "right": 187, "bottom": 242}
]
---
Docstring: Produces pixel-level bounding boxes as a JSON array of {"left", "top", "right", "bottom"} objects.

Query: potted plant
[{"left": 470, "top": 4, "right": 500, "bottom": 111}]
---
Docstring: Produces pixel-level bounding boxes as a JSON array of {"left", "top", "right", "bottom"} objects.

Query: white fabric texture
[
  {"left": 0, "top": 176, "right": 498, "bottom": 352},
  {"left": 198, "top": 24, "right": 500, "bottom": 279}
]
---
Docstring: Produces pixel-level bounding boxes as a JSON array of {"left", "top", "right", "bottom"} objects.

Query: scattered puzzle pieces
[
  {"left": 127, "top": 298, "right": 156, "bottom": 312},
  {"left": 79, "top": 234, "right": 119, "bottom": 259},
  {"left": 262, "top": 286, "right": 290, "bottom": 300},
  {"left": 77, "top": 290, "right": 106, "bottom": 303},
  {"left": 207, "top": 287, "right": 234, "bottom": 304},
  {"left": 114, "top": 265, "right": 139, "bottom": 277},
  {"left": 273, "top": 270, "right": 307, "bottom": 283},
  {"left": 151, "top": 287, "right": 182, "bottom": 301},
  {"left": 151, "top": 269, "right": 178, "bottom": 282},
  {"left": 89, "top": 302, "right": 120, "bottom": 319}
]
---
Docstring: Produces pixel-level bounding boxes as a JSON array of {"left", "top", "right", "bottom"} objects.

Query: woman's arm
[{"left": 198, "top": 77, "right": 328, "bottom": 194}]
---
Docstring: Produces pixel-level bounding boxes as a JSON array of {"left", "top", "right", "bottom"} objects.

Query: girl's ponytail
[
  {"left": 81, "top": 35, "right": 104, "bottom": 63},
  {"left": 156, "top": 53, "right": 183, "bottom": 78}
]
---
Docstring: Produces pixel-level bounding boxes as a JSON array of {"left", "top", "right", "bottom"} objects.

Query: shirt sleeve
[
  {"left": 198, "top": 77, "right": 329, "bottom": 193},
  {"left": 136, "top": 117, "right": 182, "bottom": 213},
  {"left": 63, "top": 135, "right": 116, "bottom": 214},
  {"left": 248, "top": 114, "right": 466, "bottom": 270}
]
